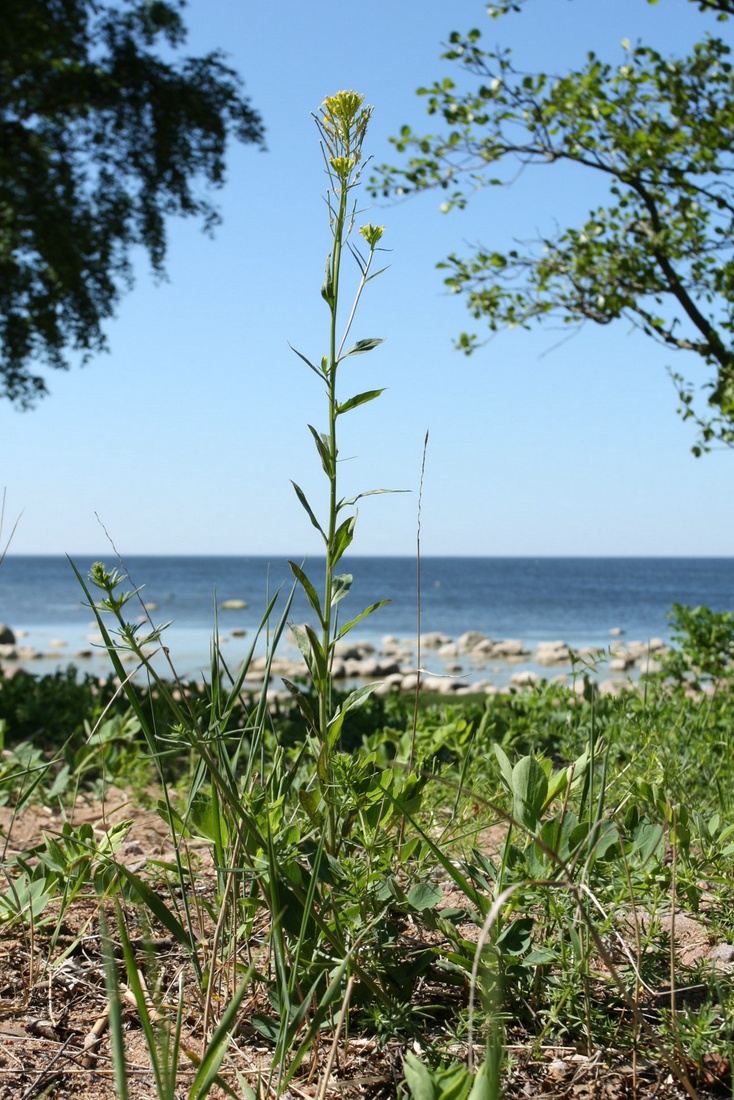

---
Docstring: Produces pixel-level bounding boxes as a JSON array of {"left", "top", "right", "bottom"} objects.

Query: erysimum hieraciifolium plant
[{"left": 286, "top": 92, "right": 392, "bottom": 855}]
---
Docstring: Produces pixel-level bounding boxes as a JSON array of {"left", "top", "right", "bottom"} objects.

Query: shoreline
[{"left": 0, "top": 620, "right": 670, "bottom": 695}]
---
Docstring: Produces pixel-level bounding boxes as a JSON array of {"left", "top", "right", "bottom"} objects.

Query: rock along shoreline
[{"left": 0, "top": 621, "right": 672, "bottom": 699}]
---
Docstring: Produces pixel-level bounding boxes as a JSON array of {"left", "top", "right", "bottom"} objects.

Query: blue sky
[{"left": 3, "top": 0, "right": 732, "bottom": 557}]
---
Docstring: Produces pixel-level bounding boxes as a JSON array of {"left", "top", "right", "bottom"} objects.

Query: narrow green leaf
[
  {"left": 290, "top": 482, "right": 326, "bottom": 540},
  {"left": 99, "top": 911, "right": 129, "bottom": 1100},
  {"left": 493, "top": 744, "right": 514, "bottom": 793},
  {"left": 281, "top": 678, "right": 316, "bottom": 730},
  {"left": 279, "top": 954, "right": 353, "bottom": 1090},
  {"left": 288, "top": 343, "right": 325, "bottom": 378},
  {"left": 337, "top": 388, "right": 385, "bottom": 415},
  {"left": 308, "top": 424, "right": 334, "bottom": 476},
  {"left": 189, "top": 970, "right": 254, "bottom": 1099},
  {"left": 339, "top": 487, "right": 408, "bottom": 508},
  {"left": 288, "top": 560, "right": 324, "bottom": 625},
  {"left": 113, "top": 864, "right": 199, "bottom": 952},
  {"left": 337, "top": 599, "right": 390, "bottom": 639},
  {"left": 304, "top": 623, "right": 327, "bottom": 682}
]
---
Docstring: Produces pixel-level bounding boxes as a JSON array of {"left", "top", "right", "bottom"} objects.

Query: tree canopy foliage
[
  {"left": 374, "top": 0, "right": 734, "bottom": 452},
  {"left": 0, "top": 0, "right": 264, "bottom": 406}
]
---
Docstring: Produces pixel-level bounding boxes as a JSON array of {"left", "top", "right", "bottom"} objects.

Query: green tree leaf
[
  {"left": 376, "top": 3, "right": 734, "bottom": 449},
  {"left": 0, "top": 0, "right": 263, "bottom": 406}
]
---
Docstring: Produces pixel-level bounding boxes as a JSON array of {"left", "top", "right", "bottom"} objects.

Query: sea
[{"left": 1, "top": 555, "right": 733, "bottom": 686}]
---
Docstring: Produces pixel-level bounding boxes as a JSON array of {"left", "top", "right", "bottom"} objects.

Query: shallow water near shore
[{"left": 2, "top": 555, "right": 733, "bottom": 686}]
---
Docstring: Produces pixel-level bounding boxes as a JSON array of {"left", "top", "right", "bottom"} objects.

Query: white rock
[
  {"left": 457, "top": 631, "right": 489, "bottom": 653},
  {"left": 333, "top": 641, "right": 375, "bottom": 658},
  {"left": 511, "top": 670, "right": 540, "bottom": 687},
  {"left": 609, "top": 657, "right": 632, "bottom": 672},
  {"left": 535, "top": 642, "right": 570, "bottom": 665},
  {"left": 492, "top": 639, "right": 528, "bottom": 657},
  {"left": 711, "top": 943, "right": 734, "bottom": 964},
  {"left": 420, "top": 631, "right": 452, "bottom": 648}
]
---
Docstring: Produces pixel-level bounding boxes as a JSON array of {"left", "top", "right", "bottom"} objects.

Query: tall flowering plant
[{"left": 286, "top": 92, "right": 392, "bottom": 854}]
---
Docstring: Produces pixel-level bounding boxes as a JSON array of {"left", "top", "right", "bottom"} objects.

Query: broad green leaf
[
  {"left": 340, "top": 337, "right": 384, "bottom": 358},
  {"left": 298, "top": 788, "right": 322, "bottom": 828},
  {"left": 331, "top": 572, "right": 352, "bottom": 605},
  {"left": 591, "top": 819, "right": 621, "bottom": 860},
  {"left": 288, "top": 622, "right": 326, "bottom": 685},
  {"left": 524, "top": 947, "right": 557, "bottom": 966},
  {"left": 403, "top": 1053, "right": 437, "bottom": 1100},
  {"left": 512, "top": 755, "right": 548, "bottom": 831},
  {"left": 496, "top": 916, "right": 533, "bottom": 955},
  {"left": 407, "top": 882, "right": 444, "bottom": 912},
  {"left": 545, "top": 765, "right": 571, "bottom": 807},
  {"left": 327, "top": 682, "right": 379, "bottom": 747},
  {"left": 466, "top": 1062, "right": 494, "bottom": 1100},
  {"left": 250, "top": 1014, "right": 280, "bottom": 1044},
  {"left": 631, "top": 821, "right": 665, "bottom": 864},
  {"left": 332, "top": 513, "right": 356, "bottom": 565},
  {"left": 188, "top": 792, "right": 228, "bottom": 846}
]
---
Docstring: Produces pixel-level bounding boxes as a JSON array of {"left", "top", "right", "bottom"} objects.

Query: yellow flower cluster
[
  {"left": 359, "top": 223, "right": 385, "bottom": 249},
  {"left": 317, "top": 91, "right": 373, "bottom": 182}
]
